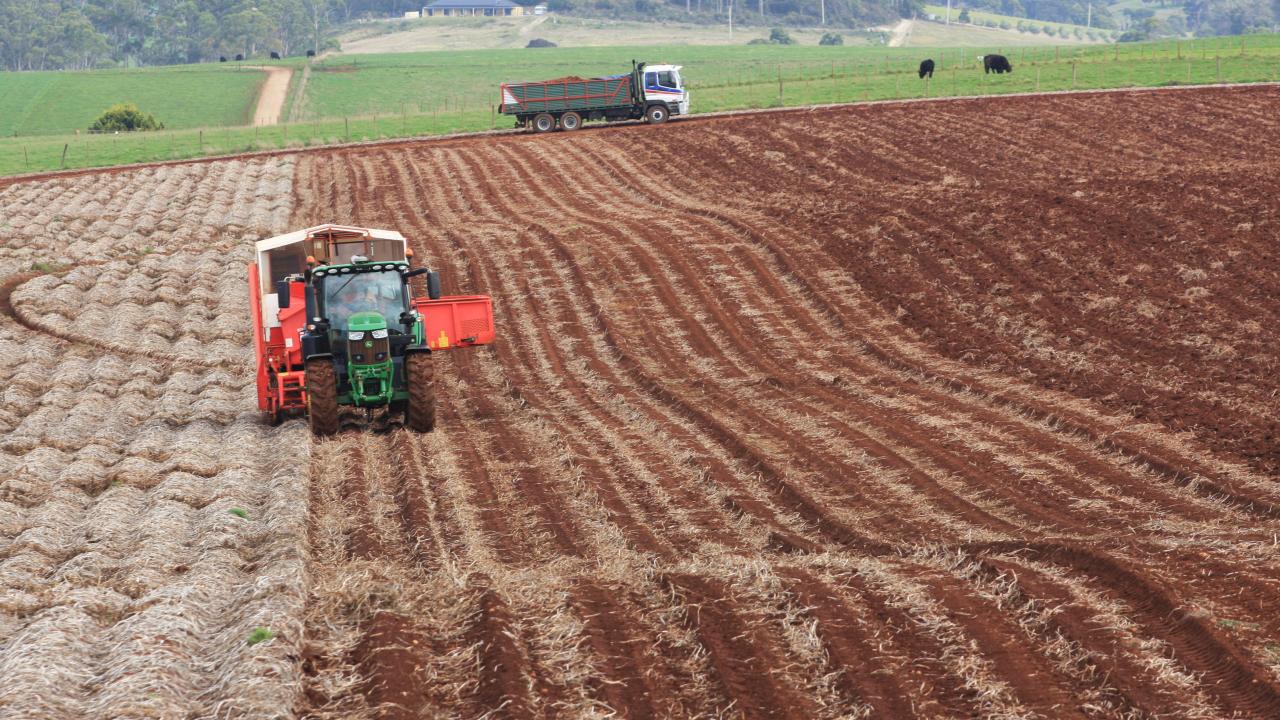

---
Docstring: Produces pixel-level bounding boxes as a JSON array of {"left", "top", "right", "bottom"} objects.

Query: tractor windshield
[{"left": 323, "top": 269, "right": 408, "bottom": 332}]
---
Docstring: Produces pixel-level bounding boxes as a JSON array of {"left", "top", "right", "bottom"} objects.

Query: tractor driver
[{"left": 329, "top": 273, "right": 405, "bottom": 330}]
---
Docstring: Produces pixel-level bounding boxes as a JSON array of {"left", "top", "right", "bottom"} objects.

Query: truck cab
[{"left": 641, "top": 64, "right": 689, "bottom": 117}]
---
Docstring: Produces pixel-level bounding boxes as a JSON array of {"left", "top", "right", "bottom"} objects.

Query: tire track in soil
[
  {"left": 661, "top": 574, "right": 823, "bottom": 720},
  {"left": 284, "top": 88, "right": 1280, "bottom": 719},
  {"left": 571, "top": 136, "right": 1262, "bottom": 531},
  {"left": 619, "top": 96, "right": 1280, "bottom": 504},
  {"left": 392, "top": 149, "right": 695, "bottom": 558},
  {"left": 525, "top": 138, "right": 1217, "bottom": 547},
  {"left": 570, "top": 583, "right": 673, "bottom": 718},
  {"left": 976, "top": 541, "right": 1280, "bottom": 717},
  {"left": 429, "top": 146, "right": 829, "bottom": 553},
  {"left": 531, "top": 140, "right": 1155, "bottom": 538},
  {"left": 459, "top": 143, "right": 901, "bottom": 550},
  {"left": 1, "top": 266, "right": 237, "bottom": 370}
]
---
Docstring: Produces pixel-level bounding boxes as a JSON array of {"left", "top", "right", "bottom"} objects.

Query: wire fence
[{"left": 3, "top": 35, "right": 1279, "bottom": 177}]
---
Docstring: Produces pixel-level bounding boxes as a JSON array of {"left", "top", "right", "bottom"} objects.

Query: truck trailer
[{"left": 499, "top": 61, "right": 688, "bottom": 133}]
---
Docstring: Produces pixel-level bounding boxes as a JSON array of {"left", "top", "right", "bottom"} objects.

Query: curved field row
[
  {"left": 0, "top": 158, "right": 310, "bottom": 720},
  {"left": 293, "top": 85, "right": 1280, "bottom": 719}
]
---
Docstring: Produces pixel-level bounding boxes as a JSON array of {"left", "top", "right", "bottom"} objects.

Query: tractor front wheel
[
  {"left": 405, "top": 352, "right": 436, "bottom": 433},
  {"left": 306, "top": 359, "right": 340, "bottom": 437}
]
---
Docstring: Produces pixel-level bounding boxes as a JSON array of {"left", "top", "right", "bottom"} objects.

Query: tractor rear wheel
[
  {"left": 405, "top": 352, "right": 436, "bottom": 433},
  {"left": 306, "top": 359, "right": 340, "bottom": 437}
]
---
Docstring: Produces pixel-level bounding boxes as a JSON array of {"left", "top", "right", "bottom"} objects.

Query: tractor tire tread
[
  {"left": 406, "top": 352, "right": 436, "bottom": 432},
  {"left": 306, "top": 359, "right": 340, "bottom": 437}
]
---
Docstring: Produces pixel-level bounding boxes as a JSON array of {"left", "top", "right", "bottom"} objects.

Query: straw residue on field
[{"left": 0, "top": 157, "right": 311, "bottom": 719}]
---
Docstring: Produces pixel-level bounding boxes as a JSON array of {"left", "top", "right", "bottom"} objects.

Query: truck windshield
[{"left": 323, "top": 270, "right": 407, "bottom": 331}]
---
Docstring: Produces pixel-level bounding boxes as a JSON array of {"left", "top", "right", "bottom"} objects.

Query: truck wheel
[
  {"left": 405, "top": 352, "right": 436, "bottom": 433},
  {"left": 306, "top": 359, "right": 339, "bottom": 437},
  {"left": 645, "top": 105, "right": 669, "bottom": 124},
  {"left": 560, "top": 111, "right": 582, "bottom": 131},
  {"left": 532, "top": 113, "right": 556, "bottom": 133}
]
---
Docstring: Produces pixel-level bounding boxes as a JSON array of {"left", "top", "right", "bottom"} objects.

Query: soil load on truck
[
  {"left": 500, "top": 60, "right": 688, "bottom": 132},
  {"left": 249, "top": 224, "right": 495, "bottom": 434}
]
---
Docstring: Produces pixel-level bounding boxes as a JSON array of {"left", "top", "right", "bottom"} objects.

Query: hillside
[{"left": 336, "top": 15, "right": 884, "bottom": 53}]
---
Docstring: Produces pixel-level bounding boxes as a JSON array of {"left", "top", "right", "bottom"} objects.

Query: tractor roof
[{"left": 255, "top": 224, "right": 406, "bottom": 253}]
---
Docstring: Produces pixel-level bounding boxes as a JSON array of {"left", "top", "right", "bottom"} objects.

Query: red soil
[{"left": 293, "top": 86, "right": 1280, "bottom": 718}]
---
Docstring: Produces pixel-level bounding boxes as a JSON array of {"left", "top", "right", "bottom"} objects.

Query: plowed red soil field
[{"left": 2, "top": 85, "right": 1279, "bottom": 719}]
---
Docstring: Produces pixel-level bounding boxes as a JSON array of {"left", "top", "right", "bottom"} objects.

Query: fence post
[
  {"left": 198, "top": 130, "right": 203, "bottom": 153},
  {"left": 345, "top": 117, "right": 349, "bottom": 141},
  {"left": 24, "top": 146, "right": 29, "bottom": 168},
  {"left": 60, "top": 143, "right": 68, "bottom": 168},
  {"left": 1216, "top": 55, "right": 1221, "bottom": 81},
  {"left": 1071, "top": 62, "right": 1077, "bottom": 88},
  {"left": 1177, "top": 41, "right": 1182, "bottom": 60},
  {"left": 1035, "top": 66, "right": 1041, "bottom": 91},
  {"left": 777, "top": 64, "right": 783, "bottom": 103}
]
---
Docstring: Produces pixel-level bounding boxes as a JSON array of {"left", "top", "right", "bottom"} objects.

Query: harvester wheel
[
  {"left": 405, "top": 352, "right": 436, "bottom": 433},
  {"left": 532, "top": 113, "right": 556, "bottom": 133},
  {"left": 560, "top": 111, "right": 582, "bottom": 131},
  {"left": 306, "top": 359, "right": 340, "bottom": 437}
]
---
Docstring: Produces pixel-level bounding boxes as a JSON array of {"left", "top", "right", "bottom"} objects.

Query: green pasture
[
  {"left": 0, "top": 65, "right": 269, "bottom": 138},
  {"left": 1, "top": 33, "right": 1278, "bottom": 177}
]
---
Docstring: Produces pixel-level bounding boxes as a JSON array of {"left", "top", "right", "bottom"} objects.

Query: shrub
[
  {"left": 769, "top": 27, "right": 795, "bottom": 44},
  {"left": 526, "top": 38, "right": 557, "bottom": 47},
  {"left": 89, "top": 103, "right": 163, "bottom": 133},
  {"left": 957, "top": 8, "right": 971, "bottom": 22},
  {"left": 819, "top": 32, "right": 844, "bottom": 45},
  {"left": 747, "top": 37, "right": 771, "bottom": 44},
  {"left": 1000, "top": 20, "right": 1011, "bottom": 29}
]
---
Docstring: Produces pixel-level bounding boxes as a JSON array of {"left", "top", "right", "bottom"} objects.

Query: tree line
[
  {"left": 0, "top": 0, "right": 430, "bottom": 71},
  {"left": 2, "top": 0, "right": 1277, "bottom": 71}
]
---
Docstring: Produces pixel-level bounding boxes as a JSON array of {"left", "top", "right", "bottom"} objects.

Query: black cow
[
  {"left": 219, "top": 56, "right": 227, "bottom": 62},
  {"left": 306, "top": 49, "right": 316, "bottom": 57},
  {"left": 270, "top": 51, "right": 281, "bottom": 60},
  {"left": 918, "top": 58, "right": 935, "bottom": 79},
  {"left": 981, "top": 54, "right": 1013, "bottom": 74},
  {"left": 235, "top": 53, "right": 244, "bottom": 61}
]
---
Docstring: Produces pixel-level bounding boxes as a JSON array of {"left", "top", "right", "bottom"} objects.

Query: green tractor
[{"left": 251, "top": 225, "right": 495, "bottom": 437}]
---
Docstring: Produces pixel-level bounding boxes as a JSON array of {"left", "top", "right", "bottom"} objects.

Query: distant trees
[{"left": 0, "top": 0, "right": 342, "bottom": 70}]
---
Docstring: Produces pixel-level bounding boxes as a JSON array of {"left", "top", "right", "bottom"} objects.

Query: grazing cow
[
  {"left": 918, "top": 58, "right": 935, "bottom": 79},
  {"left": 270, "top": 51, "right": 281, "bottom": 60},
  {"left": 219, "top": 56, "right": 227, "bottom": 62},
  {"left": 306, "top": 49, "right": 316, "bottom": 57},
  {"left": 235, "top": 53, "right": 244, "bottom": 61},
  {"left": 981, "top": 54, "right": 1013, "bottom": 74}
]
